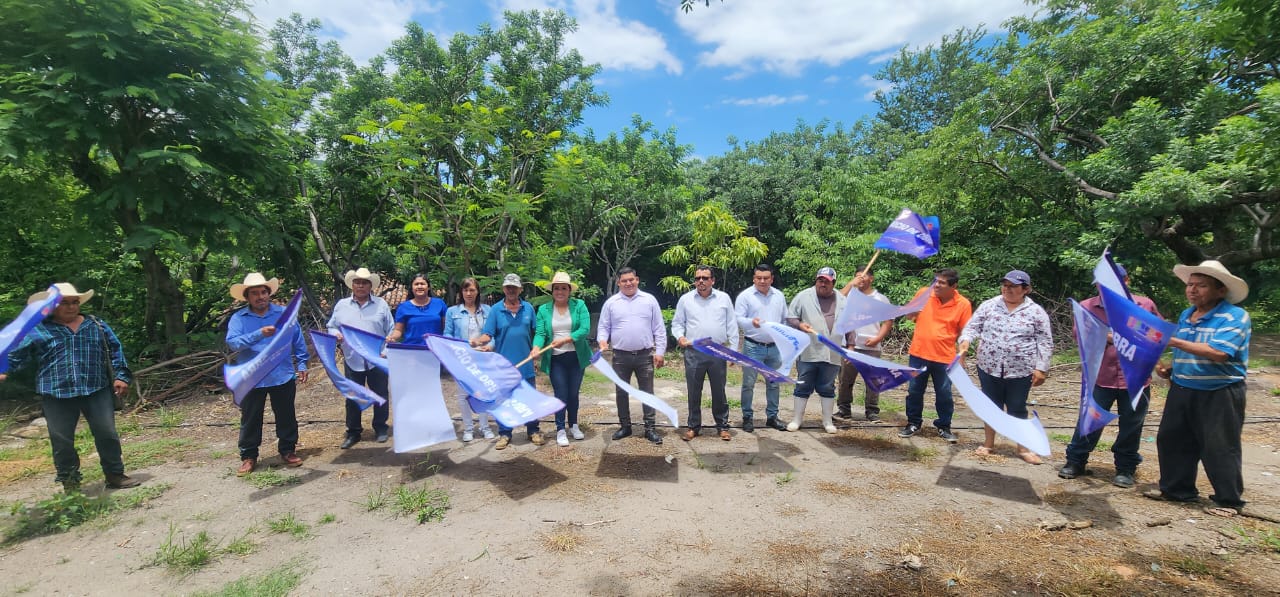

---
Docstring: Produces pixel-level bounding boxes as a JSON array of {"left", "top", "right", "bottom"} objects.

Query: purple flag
[
  {"left": 1071, "top": 300, "right": 1119, "bottom": 436},
  {"left": 690, "top": 338, "right": 793, "bottom": 384},
  {"left": 816, "top": 334, "right": 922, "bottom": 393},
  {"left": 0, "top": 285, "right": 61, "bottom": 373},
  {"left": 338, "top": 324, "right": 389, "bottom": 373},
  {"left": 309, "top": 330, "right": 386, "bottom": 411},
  {"left": 873, "top": 208, "right": 940, "bottom": 258},
  {"left": 1098, "top": 286, "right": 1175, "bottom": 406},
  {"left": 223, "top": 291, "right": 303, "bottom": 406},
  {"left": 423, "top": 334, "right": 523, "bottom": 404}
]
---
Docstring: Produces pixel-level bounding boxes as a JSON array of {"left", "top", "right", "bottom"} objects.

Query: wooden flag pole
[
  {"left": 515, "top": 344, "right": 553, "bottom": 369},
  {"left": 860, "top": 249, "right": 882, "bottom": 276}
]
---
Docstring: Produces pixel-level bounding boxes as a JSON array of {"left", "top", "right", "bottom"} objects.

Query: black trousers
[
  {"left": 684, "top": 349, "right": 728, "bottom": 431},
  {"left": 238, "top": 380, "right": 298, "bottom": 460},
  {"left": 612, "top": 349, "right": 657, "bottom": 429},
  {"left": 1156, "top": 381, "right": 1246, "bottom": 508},
  {"left": 344, "top": 365, "right": 390, "bottom": 437}
]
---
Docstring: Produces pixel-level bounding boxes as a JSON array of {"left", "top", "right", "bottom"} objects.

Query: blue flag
[
  {"left": 1071, "top": 300, "right": 1119, "bottom": 437},
  {"left": 338, "top": 324, "right": 390, "bottom": 373},
  {"left": 690, "top": 338, "right": 793, "bottom": 384},
  {"left": 424, "top": 334, "right": 524, "bottom": 404},
  {"left": 479, "top": 380, "right": 565, "bottom": 429},
  {"left": 832, "top": 285, "right": 932, "bottom": 338},
  {"left": 0, "top": 285, "right": 61, "bottom": 373},
  {"left": 873, "top": 208, "right": 940, "bottom": 258},
  {"left": 309, "top": 331, "right": 387, "bottom": 411},
  {"left": 1098, "top": 286, "right": 1174, "bottom": 406},
  {"left": 223, "top": 291, "right": 304, "bottom": 407},
  {"left": 815, "top": 335, "right": 923, "bottom": 393}
]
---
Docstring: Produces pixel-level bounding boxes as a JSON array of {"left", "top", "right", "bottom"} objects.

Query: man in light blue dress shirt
[
  {"left": 673, "top": 265, "right": 739, "bottom": 441},
  {"left": 734, "top": 264, "right": 788, "bottom": 431}
]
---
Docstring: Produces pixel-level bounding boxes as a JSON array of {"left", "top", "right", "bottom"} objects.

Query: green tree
[{"left": 658, "top": 201, "right": 767, "bottom": 295}]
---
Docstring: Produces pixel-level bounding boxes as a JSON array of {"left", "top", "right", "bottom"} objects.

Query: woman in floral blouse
[{"left": 958, "top": 270, "right": 1053, "bottom": 464}]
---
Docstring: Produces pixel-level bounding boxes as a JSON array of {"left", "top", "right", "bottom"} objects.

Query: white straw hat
[
  {"left": 1172, "top": 260, "right": 1248, "bottom": 304},
  {"left": 230, "top": 272, "right": 280, "bottom": 301}
]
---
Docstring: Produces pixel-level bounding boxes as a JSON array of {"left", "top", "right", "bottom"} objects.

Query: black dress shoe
[
  {"left": 765, "top": 417, "right": 786, "bottom": 431},
  {"left": 644, "top": 428, "right": 663, "bottom": 445},
  {"left": 340, "top": 436, "right": 359, "bottom": 449},
  {"left": 742, "top": 419, "right": 755, "bottom": 433},
  {"left": 612, "top": 427, "right": 633, "bottom": 440}
]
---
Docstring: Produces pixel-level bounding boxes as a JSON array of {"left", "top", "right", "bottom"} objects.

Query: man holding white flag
[
  {"left": 597, "top": 267, "right": 667, "bottom": 445},
  {"left": 673, "top": 265, "right": 738, "bottom": 441},
  {"left": 734, "top": 264, "right": 788, "bottom": 431},
  {"left": 326, "top": 268, "right": 394, "bottom": 449},
  {"left": 785, "top": 266, "right": 846, "bottom": 433},
  {"left": 836, "top": 266, "right": 893, "bottom": 422},
  {"left": 899, "top": 268, "right": 971, "bottom": 443}
]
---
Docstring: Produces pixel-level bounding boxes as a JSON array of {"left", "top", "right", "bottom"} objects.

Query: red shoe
[{"left": 281, "top": 452, "right": 303, "bottom": 468}]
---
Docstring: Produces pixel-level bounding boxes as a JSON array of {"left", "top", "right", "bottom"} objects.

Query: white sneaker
[
  {"left": 556, "top": 429, "right": 570, "bottom": 447},
  {"left": 569, "top": 424, "right": 584, "bottom": 440},
  {"left": 481, "top": 427, "right": 496, "bottom": 440},
  {"left": 462, "top": 430, "right": 474, "bottom": 442}
]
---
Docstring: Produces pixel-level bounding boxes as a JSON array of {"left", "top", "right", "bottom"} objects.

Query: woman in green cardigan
[{"left": 531, "top": 272, "right": 592, "bottom": 447}]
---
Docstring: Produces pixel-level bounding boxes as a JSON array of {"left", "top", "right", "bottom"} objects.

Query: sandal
[
  {"left": 1018, "top": 451, "right": 1043, "bottom": 465},
  {"left": 974, "top": 446, "right": 993, "bottom": 456},
  {"left": 1204, "top": 506, "right": 1238, "bottom": 518}
]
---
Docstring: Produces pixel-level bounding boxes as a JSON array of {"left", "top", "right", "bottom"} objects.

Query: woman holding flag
[
  {"left": 957, "top": 270, "right": 1053, "bottom": 464},
  {"left": 444, "top": 277, "right": 495, "bottom": 442},
  {"left": 531, "top": 272, "right": 591, "bottom": 447}
]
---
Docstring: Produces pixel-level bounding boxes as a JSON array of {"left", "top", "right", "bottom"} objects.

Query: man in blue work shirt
[{"left": 474, "top": 273, "right": 543, "bottom": 450}]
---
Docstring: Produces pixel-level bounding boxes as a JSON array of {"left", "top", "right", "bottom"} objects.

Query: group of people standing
[{"left": 0, "top": 257, "right": 1254, "bottom": 513}]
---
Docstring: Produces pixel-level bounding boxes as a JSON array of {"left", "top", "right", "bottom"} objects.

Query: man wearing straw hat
[
  {"left": 226, "top": 273, "right": 309, "bottom": 475},
  {"left": 2, "top": 283, "right": 140, "bottom": 493},
  {"left": 1148, "top": 260, "right": 1252, "bottom": 514},
  {"left": 326, "top": 267, "right": 394, "bottom": 449}
]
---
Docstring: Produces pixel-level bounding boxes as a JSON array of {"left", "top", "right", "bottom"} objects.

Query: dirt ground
[{"left": 1, "top": 352, "right": 1279, "bottom": 596}]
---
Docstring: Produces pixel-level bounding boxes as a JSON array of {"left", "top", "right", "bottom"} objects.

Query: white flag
[
  {"left": 386, "top": 346, "right": 459, "bottom": 452},
  {"left": 763, "top": 322, "right": 810, "bottom": 377},
  {"left": 589, "top": 353, "right": 679, "bottom": 428},
  {"left": 946, "top": 360, "right": 1051, "bottom": 456}
]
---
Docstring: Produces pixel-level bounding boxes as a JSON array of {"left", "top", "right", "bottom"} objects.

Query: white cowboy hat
[
  {"left": 28, "top": 282, "right": 93, "bottom": 305},
  {"left": 1173, "top": 260, "right": 1249, "bottom": 304},
  {"left": 547, "top": 271, "right": 578, "bottom": 292},
  {"left": 230, "top": 272, "right": 280, "bottom": 301},
  {"left": 343, "top": 267, "right": 381, "bottom": 289}
]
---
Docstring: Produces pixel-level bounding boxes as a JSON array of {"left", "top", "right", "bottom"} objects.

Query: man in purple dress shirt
[{"left": 597, "top": 267, "right": 666, "bottom": 444}]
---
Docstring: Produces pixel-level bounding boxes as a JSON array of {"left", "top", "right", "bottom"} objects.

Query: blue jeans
[
  {"left": 43, "top": 386, "right": 125, "bottom": 483},
  {"left": 793, "top": 360, "right": 839, "bottom": 399},
  {"left": 550, "top": 352, "right": 583, "bottom": 430},
  {"left": 1065, "top": 385, "right": 1148, "bottom": 473},
  {"left": 904, "top": 355, "right": 954, "bottom": 430},
  {"left": 740, "top": 340, "right": 782, "bottom": 420},
  {"left": 499, "top": 375, "right": 541, "bottom": 438}
]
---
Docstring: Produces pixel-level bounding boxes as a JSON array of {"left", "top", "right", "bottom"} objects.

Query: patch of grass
[
  {"left": 266, "top": 512, "right": 309, "bottom": 538},
  {"left": 0, "top": 440, "right": 47, "bottom": 463},
  {"left": 908, "top": 446, "right": 939, "bottom": 462},
  {"left": 209, "top": 449, "right": 231, "bottom": 459},
  {"left": 241, "top": 469, "right": 301, "bottom": 489},
  {"left": 3, "top": 482, "right": 169, "bottom": 544},
  {"left": 151, "top": 525, "right": 219, "bottom": 573},
  {"left": 1270, "top": 387, "right": 1280, "bottom": 397},
  {"left": 222, "top": 531, "right": 256, "bottom": 556},
  {"left": 317, "top": 513, "right": 336, "bottom": 525},
  {"left": 116, "top": 416, "right": 143, "bottom": 437},
  {"left": 541, "top": 526, "right": 581, "bottom": 552},
  {"left": 123, "top": 437, "right": 193, "bottom": 469},
  {"left": 1095, "top": 439, "right": 1113, "bottom": 451},
  {"left": 1049, "top": 432, "right": 1073, "bottom": 444},
  {"left": 1166, "top": 554, "right": 1214, "bottom": 576},
  {"left": 775, "top": 471, "right": 794, "bottom": 486},
  {"left": 194, "top": 561, "right": 305, "bottom": 597},
  {"left": 700, "top": 397, "right": 742, "bottom": 409},
  {"left": 155, "top": 407, "right": 184, "bottom": 432},
  {"left": 361, "top": 484, "right": 391, "bottom": 511},
  {"left": 394, "top": 484, "right": 450, "bottom": 524},
  {"left": 1233, "top": 524, "right": 1280, "bottom": 553}
]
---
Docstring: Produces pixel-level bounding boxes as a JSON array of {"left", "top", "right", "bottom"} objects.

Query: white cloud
[
  {"left": 248, "top": 0, "right": 442, "bottom": 64},
  {"left": 822, "top": 75, "right": 841, "bottom": 84},
  {"left": 674, "top": 0, "right": 1036, "bottom": 75},
  {"left": 721, "top": 94, "right": 808, "bottom": 107},
  {"left": 495, "top": 0, "right": 682, "bottom": 74},
  {"left": 857, "top": 74, "right": 894, "bottom": 101}
]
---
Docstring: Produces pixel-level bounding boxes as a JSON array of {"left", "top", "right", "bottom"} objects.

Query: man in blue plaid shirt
[{"left": 1, "top": 283, "right": 140, "bottom": 493}]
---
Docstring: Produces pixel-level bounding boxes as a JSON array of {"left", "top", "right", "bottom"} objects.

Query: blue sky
[{"left": 248, "top": 0, "right": 1038, "bottom": 158}]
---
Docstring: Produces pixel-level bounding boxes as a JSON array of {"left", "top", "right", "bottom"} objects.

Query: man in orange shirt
[{"left": 899, "top": 268, "right": 972, "bottom": 442}]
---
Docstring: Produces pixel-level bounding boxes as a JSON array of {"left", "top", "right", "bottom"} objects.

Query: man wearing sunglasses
[{"left": 672, "top": 266, "right": 738, "bottom": 441}]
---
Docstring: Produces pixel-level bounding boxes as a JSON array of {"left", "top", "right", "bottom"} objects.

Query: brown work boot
[
  {"left": 236, "top": 458, "right": 256, "bottom": 477},
  {"left": 105, "top": 473, "right": 141, "bottom": 489}
]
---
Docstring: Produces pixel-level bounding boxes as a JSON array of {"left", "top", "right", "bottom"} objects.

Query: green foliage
[
  {"left": 240, "top": 469, "right": 302, "bottom": 489},
  {"left": 659, "top": 201, "right": 767, "bottom": 294},
  {"left": 3, "top": 483, "right": 170, "bottom": 544},
  {"left": 393, "top": 484, "right": 451, "bottom": 524},
  {"left": 194, "top": 561, "right": 306, "bottom": 597},
  {"left": 151, "top": 525, "right": 219, "bottom": 572},
  {"left": 266, "top": 512, "right": 310, "bottom": 538}
]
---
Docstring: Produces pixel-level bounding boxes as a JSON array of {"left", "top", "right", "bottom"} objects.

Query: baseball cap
[
  {"left": 502, "top": 273, "right": 522, "bottom": 287},
  {"left": 1002, "top": 270, "right": 1031, "bottom": 285},
  {"left": 816, "top": 267, "right": 836, "bottom": 281}
]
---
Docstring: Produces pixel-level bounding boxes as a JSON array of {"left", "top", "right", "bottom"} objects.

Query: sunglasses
[{"left": 693, "top": 276, "right": 711, "bottom": 281}]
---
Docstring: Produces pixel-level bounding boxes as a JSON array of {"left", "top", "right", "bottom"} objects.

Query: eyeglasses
[{"left": 693, "top": 276, "right": 711, "bottom": 281}]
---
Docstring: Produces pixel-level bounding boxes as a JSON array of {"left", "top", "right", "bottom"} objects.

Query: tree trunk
[{"left": 139, "top": 247, "right": 187, "bottom": 358}]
